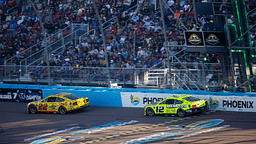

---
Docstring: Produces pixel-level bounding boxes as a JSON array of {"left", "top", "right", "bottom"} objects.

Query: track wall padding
[
  {"left": 1, "top": 84, "right": 256, "bottom": 111},
  {"left": 43, "top": 89, "right": 122, "bottom": 107}
]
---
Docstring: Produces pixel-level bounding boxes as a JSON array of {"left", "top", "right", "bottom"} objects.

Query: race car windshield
[
  {"left": 65, "top": 94, "right": 81, "bottom": 100},
  {"left": 183, "top": 96, "right": 200, "bottom": 102}
]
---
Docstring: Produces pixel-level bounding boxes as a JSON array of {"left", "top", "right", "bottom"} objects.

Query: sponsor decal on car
[
  {"left": 50, "top": 104, "right": 56, "bottom": 109},
  {"left": 166, "top": 104, "right": 187, "bottom": 108}
]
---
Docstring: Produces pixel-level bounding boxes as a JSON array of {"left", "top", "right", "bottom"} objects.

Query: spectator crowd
[{"left": 0, "top": 0, "right": 232, "bottom": 81}]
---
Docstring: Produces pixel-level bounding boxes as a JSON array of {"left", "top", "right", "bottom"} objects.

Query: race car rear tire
[
  {"left": 29, "top": 105, "right": 37, "bottom": 114},
  {"left": 177, "top": 109, "right": 186, "bottom": 117},
  {"left": 146, "top": 108, "right": 155, "bottom": 116},
  {"left": 59, "top": 106, "right": 67, "bottom": 115}
]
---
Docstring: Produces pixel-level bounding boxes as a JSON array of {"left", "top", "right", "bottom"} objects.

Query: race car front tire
[
  {"left": 29, "top": 105, "right": 37, "bottom": 114},
  {"left": 177, "top": 109, "right": 186, "bottom": 117},
  {"left": 146, "top": 108, "right": 155, "bottom": 116}
]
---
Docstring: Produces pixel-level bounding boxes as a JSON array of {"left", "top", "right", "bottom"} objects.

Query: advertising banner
[
  {"left": 120, "top": 92, "right": 175, "bottom": 108},
  {"left": 199, "top": 95, "right": 256, "bottom": 112},
  {"left": 0, "top": 88, "right": 43, "bottom": 103},
  {"left": 121, "top": 92, "right": 256, "bottom": 112}
]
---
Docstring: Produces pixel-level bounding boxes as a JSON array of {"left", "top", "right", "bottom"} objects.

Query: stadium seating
[{"left": 2, "top": 0, "right": 248, "bottom": 71}]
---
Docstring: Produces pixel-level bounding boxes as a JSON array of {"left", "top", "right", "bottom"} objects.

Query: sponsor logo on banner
[
  {"left": 0, "top": 88, "right": 42, "bottom": 103},
  {"left": 130, "top": 94, "right": 140, "bottom": 106},
  {"left": 121, "top": 92, "right": 173, "bottom": 108},
  {"left": 210, "top": 99, "right": 219, "bottom": 109}
]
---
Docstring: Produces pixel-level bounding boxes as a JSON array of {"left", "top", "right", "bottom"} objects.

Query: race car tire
[
  {"left": 177, "top": 109, "right": 186, "bottom": 117},
  {"left": 59, "top": 106, "right": 67, "bottom": 115},
  {"left": 29, "top": 105, "right": 37, "bottom": 114},
  {"left": 146, "top": 108, "right": 155, "bottom": 116}
]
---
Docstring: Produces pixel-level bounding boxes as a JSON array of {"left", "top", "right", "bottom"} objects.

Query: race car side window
[
  {"left": 56, "top": 97, "right": 64, "bottom": 102},
  {"left": 164, "top": 99, "right": 174, "bottom": 104},
  {"left": 47, "top": 97, "right": 56, "bottom": 102},
  {"left": 174, "top": 100, "right": 183, "bottom": 104},
  {"left": 42, "top": 98, "right": 48, "bottom": 102}
]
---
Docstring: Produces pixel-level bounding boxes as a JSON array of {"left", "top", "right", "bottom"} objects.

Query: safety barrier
[{"left": 0, "top": 84, "right": 255, "bottom": 112}]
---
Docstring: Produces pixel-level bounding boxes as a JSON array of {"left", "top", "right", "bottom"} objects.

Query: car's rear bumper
[
  {"left": 74, "top": 104, "right": 90, "bottom": 111},
  {"left": 185, "top": 105, "right": 208, "bottom": 113}
]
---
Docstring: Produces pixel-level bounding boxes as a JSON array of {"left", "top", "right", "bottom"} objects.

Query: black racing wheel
[
  {"left": 177, "top": 109, "right": 186, "bottom": 117},
  {"left": 59, "top": 106, "right": 67, "bottom": 115},
  {"left": 146, "top": 108, "right": 155, "bottom": 116},
  {"left": 29, "top": 105, "right": 37, "bottom": 114}
]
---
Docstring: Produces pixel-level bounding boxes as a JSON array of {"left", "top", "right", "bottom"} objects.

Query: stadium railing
[{"left": 0, "top": 63, "right": 226, "bottom": 91}]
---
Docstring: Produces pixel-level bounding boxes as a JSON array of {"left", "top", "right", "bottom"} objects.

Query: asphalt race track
[{"left": 0, "top": 102, "right": 256, "bottom": 144}]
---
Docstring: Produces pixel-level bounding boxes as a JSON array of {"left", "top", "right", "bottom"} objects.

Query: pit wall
[{"left": 0, "top": 84, "right": 256, "bottom": 112}]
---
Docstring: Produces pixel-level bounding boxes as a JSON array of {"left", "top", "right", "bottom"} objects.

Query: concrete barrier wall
[{"left": 0, "top": 84, "right": 256, "bottom": 112}]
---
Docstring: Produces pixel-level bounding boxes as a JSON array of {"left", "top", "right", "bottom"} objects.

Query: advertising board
[
  {"left": 120, "top": 92, "right": 175, "bottom": 108},
  {"left": 121, "top": 92, "right": 256, "bottom": 112},
  {"left": 0, "top": 88, "right": 42, "bottom": 103}
]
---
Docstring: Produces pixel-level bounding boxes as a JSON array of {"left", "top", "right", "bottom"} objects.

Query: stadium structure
[{"left": 1, "top": 0, "right": 256, "bottom": 92}]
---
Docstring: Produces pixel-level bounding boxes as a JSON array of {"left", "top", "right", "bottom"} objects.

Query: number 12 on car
[{"left": 156, "top": 106, "right": 164, "bottom": 113}]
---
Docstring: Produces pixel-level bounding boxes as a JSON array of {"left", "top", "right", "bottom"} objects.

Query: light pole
[
  {"left": 92, "top": 0, "right": 110, "bottom": 87},
  {"left": 160, "top": 0, "right": 171, "bottom": 89},
  {"left": 28, "top": 0, "right": 50, "bottom": 84}
]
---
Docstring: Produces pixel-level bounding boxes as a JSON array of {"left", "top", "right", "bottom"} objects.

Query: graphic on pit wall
[
  {"left": 121, "top": 92, "right": 174, "bottom": 108},
  {"left": 130, "top": 94, "right": 140, "bottom": 106},
  {"left": 209, "top": 97, "right": 219, "bottom": 109},
  {"left": 0, "top": 88, "right": 42, "bottom": 103},
  {"left": 190, "top": 95, "right": 256, "bottom": 112}
]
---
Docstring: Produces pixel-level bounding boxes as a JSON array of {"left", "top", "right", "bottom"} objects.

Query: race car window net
[
  {"left": 183, "top": 97, "right": 200, "bottom": 102},
  {"left": 64, "top": 94, "right": 81, "bottom": 100},
  {"left": 56, "top": 97, "right": 64, "bottom": 102},
  {"left": 160, "top": 99, "right": 174, "bottom": 104},
  {"left": 42, "top": 97, "right": 56, "bottom": 102},
  {"left": 174, "top": 100, "right": 183, "bottom": 104}
]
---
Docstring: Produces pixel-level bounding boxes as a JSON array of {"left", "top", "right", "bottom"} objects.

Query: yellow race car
[
  {"left": 144, "top": 95, "right": 208, "bottom": 117},
  {"left": 27, "top": 92, "right": 90, "bottom": 114}
]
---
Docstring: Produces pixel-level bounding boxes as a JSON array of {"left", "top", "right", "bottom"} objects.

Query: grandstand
[{"left": 1, "top": 0, "right": 256, "bottom": 92}]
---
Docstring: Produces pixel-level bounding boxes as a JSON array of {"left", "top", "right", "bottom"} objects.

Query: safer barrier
[{"left": 0, "top": 84, "right": 256, "bottom": 112}]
